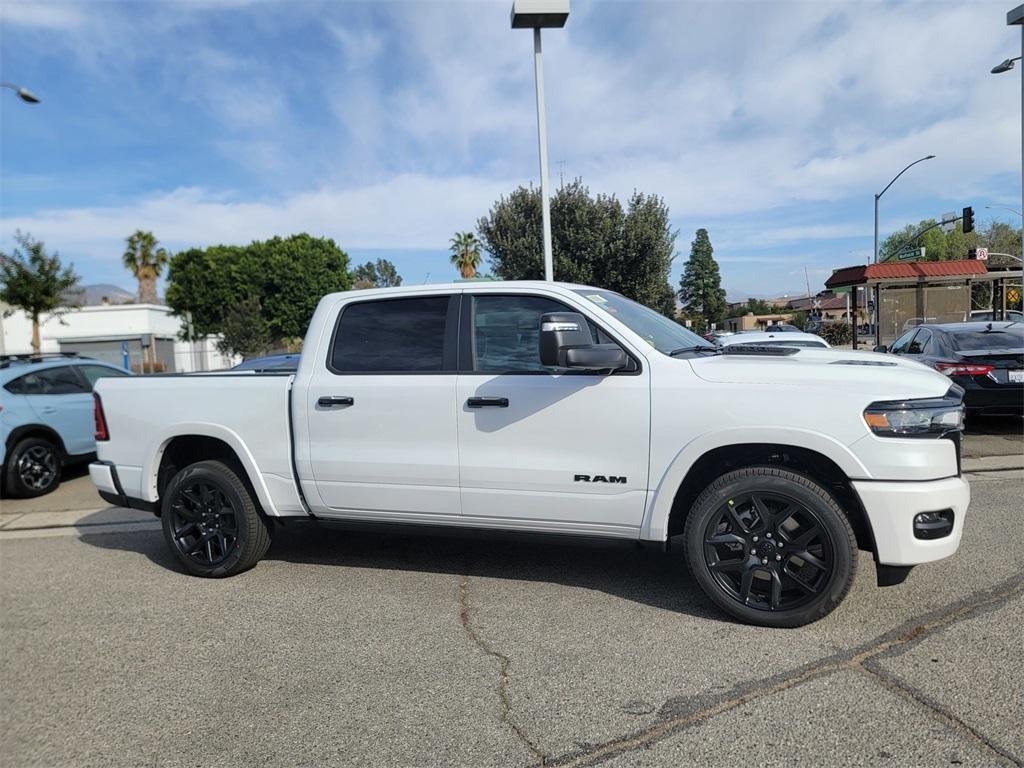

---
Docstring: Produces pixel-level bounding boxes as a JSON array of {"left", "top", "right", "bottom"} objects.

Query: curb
[{"left": 962, "top": 454, "right": 1024, "bottom": 473}]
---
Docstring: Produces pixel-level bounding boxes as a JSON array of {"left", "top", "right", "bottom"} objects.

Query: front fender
[{"left": 640, "top": 427, "right": 871, "bottom": 542}]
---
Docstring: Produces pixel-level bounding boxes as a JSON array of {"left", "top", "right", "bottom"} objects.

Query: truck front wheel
[
  {"left": 161, "top": 460, "right": 271, "bottom": 578},
  {"left": 683, "top": 467, "right": 857, "bottom": 628}
]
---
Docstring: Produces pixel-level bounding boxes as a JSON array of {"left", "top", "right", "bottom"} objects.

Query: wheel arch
[
  {"left": 645, "top": 436, "right": 874, "bottom": 554},
  {"left": 4, "top": 424, "right": 69, "bottom": 464},
  {"left": 147, "top": 425, "right": 280, "bottom": 517}
]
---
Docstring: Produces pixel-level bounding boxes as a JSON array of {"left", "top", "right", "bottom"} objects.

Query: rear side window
[
  {"left": 5, "top": 366, "right": 89, "bottom": 395},
  {"left": 330, "top": 296, "right": 451, "bottom": 373}
]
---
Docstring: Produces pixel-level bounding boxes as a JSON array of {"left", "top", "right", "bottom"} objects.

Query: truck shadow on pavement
[{"left": 79, "top": 516, "right": 724, "bottom": 621}]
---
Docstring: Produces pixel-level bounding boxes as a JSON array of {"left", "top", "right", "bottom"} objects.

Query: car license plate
[{"left": 1010, "top": 370, "right": 1024, "bottom": 384}]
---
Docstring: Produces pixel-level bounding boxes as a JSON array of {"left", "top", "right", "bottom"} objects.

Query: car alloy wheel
[
  {"left": 701, "top": 491, "right": 835, "bottom": 612},
  {"left": 168, "top": 480, "right": 240, "bottom": 567},
  {"left": 17, "top": 445, "right": 58, "bottom": 492}
]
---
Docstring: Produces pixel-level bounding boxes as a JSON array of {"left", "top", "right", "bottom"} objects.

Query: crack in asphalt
[
  {"left": 853, "top": 664, "right": 1022, "bottom": 767},
  {"left": 543, "top": 569, "right": 1024, "bottom": 768},
  {"left": 458, "top": 573, "right": 548, "bottom": 765}
]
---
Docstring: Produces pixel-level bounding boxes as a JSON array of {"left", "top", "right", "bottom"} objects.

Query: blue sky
[{"left": 1, "top": 0, "right": 1020, "bottom": 299}]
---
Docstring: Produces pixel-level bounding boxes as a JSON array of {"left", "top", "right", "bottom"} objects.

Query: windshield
[
  {"left": 573, "top": 289, "right": 712, "bottom": 354},
  {"left": 951, "top": 326, "right": 1024, "bottom": 351}
]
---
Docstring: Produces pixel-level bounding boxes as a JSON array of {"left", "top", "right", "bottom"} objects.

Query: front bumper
[{"left": 853, "top": 476, "right": 970, "bottom": 566}]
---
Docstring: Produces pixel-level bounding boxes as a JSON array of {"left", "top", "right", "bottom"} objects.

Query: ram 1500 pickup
[{"left": 90, "top": 282, "right": 970, "bottom": 627}]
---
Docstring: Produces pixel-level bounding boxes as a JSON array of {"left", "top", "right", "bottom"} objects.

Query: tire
[
  {"left": 160, "top": 460, "right": 271, "bottom": 578},
  {"left": 683, "top": 466, "right": 857, "bottom": 628},
  {"left": 3, "top": 437, "right": 62, "bottom": 498}
]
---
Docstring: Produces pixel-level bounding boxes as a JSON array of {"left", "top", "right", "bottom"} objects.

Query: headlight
[{"left": 863, "top": 390, "right": 964, "bottom": 438}]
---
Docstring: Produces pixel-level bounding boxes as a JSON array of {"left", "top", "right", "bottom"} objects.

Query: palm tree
[
  {"left": 449, "top": 232, "right": 482, "bottom": 279},
  {"left": 122, "top": 230, "right": 169, "bottom": 304}
]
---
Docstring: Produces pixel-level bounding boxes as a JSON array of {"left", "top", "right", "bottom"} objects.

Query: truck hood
[{"left": 687, "top": 348, "right": 953, "bottom": 401}]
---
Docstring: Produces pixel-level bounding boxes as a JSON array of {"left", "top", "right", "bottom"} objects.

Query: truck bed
[{"left": 94, "top": 373, "right": 305, "bottom": 517}]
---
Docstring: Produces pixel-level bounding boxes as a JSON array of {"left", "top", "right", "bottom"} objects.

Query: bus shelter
[{"left": 824, "top": 260, "right": 1023, "bottom": 350}]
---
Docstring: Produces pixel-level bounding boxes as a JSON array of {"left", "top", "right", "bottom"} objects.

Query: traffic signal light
[{"left": 962, "top": 206, "right": 974, "bottom": 234}]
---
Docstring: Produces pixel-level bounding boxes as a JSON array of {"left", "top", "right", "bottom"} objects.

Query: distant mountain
[
  {"left": 64, "top": 283, "right": 137, "bottom": 306},
  {"left": 726, "top": 288, "right": 806, "bottom": 304}
]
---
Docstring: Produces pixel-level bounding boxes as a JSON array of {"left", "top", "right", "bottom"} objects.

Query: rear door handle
[
  {"left": 318, "top": 396, "right": 354, "bottom": 407},
  {"left": 467, "top": 396, "right": 509, "bottom": 408}
]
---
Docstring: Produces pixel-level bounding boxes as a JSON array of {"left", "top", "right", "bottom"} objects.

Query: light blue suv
[{"left": 1, "top": 354, "right": 130, "bottom": 497}]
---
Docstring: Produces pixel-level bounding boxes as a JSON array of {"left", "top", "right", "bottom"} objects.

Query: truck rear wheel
[
  {"left": 161, "top": 460, "right": 271, "bottom": 578},
  {"left": 683, "top": 466, "right": 857, "bottom": 628}
]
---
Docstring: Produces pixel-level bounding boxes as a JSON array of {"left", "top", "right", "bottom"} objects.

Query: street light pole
[
  {"left": 512, "top": 1, "right": 569, "bottom": 282},
  {"left": 533, "top": 27, "right": 554, "bottom": 282},
  {"left": 873, "top": 155, "right": 936, "bottom": 264},
  {"left": 994, "top": 6, "right": 1024, "bottom": 262}
]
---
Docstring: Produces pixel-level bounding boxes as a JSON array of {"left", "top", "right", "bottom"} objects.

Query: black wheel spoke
[
  {"left": 787, "top": 525, "right": 821, "bottom": 551},
  {"left": 174, "top": 522, "right": 197, "bottom": 539},
  {"left": 709, "top": 559, "right": 744, "bottom": 573},
  {"left": 784, "top": 569, "right": 821, "bottom": 595},
  {"left": 739, "top": 566, "right": 755, "bottom": 603},
  {"left": 769, "top": 570, "right": 783, "bottom": 609},
  {"left": 706, "top": 532, "right": 745, "bottom": 547},
  {"left": 794, "top": 549, "right": 828, "bottom": 571},
  {"left": 750, "top": 495, "right": 771, "bottom": 530}
]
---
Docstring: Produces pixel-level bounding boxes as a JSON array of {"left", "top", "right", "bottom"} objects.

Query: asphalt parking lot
[{"left": 1, "top": 437, "right": 1022, "bottom": 767}]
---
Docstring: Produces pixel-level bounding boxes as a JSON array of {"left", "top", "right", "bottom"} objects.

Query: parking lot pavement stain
[
  {"left": 542, "top": 569, "right": 1024, "bottom": 768},
  {"left": 459, "top": 572, "right": 549, "bottom": 764}
]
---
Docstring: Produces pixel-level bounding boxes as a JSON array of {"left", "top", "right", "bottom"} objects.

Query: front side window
[
  {"left": 573, "top": 289, "right": 711, "bottom": 355},
  {"left": 330, "top": 296, "right": 450, "bottom": 373},
  {"left": 471, "top": 295, "right": 560, "bottom": 372},
  {"left": 889, "top": 329, "right": 917, "bottom": 354}
]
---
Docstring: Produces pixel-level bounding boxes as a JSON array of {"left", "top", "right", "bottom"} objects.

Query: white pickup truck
[{"left": 90, "top": 282, "right": 969, "bottom": 627}]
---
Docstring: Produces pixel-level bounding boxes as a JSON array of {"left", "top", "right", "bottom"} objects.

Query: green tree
[
  {"left": 352, "top": 258, "right": 402, "bottom": 289},
  {"left": 217, "top": 294, "right": 275, "bottom": 359},
  {"left": 450, "top": 232, "right": 483, "bottom": 279},
  {"left": 0, "top": 232, "right": 80, "bottom": 353},
  {"left": 678, "top": 228, "right": 726, "bottom": 329},
  {"left": 165, "top": 233, "right": 352, "bottom": 356},
  {"left": 123, "top": 230, "right": 170, "bottom": 304},
  {"left": 877, "top": 218, "right": 1022, "bottom": 263},
  {"left": 476, "top": 179, "right": 676, "bottom": 310},
  {"left": 727, "top": 297, "right": 774, "bottom": 318}
]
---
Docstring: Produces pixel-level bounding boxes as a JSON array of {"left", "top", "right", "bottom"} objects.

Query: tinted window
[
  {"left": 8, "top": 366, "right": 89, "bottom": 395},
  {"left": 950, "top": 326, "right": 1024, "bottom": 351},
  {"left": 331, "top": 296, "right": 450, "bottom": 373},
  {"left": 889, "top": 329, "right": 917, "bottom": 354},
  {"left": 907, "top": 329, "right": 931, "bottom": 354},
  {"left": 77, "top": 365, "right": 128, "bottom": 389}
]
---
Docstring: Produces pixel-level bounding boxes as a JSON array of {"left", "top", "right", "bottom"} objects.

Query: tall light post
[
  {"left": 873, "top": 155, "right": 935, "bottom": 264},
  {"left": 1, "top": 82, "right": 40, "bottom": 104},
  {"left": 991, "top": 4, "right": 1024, "bottom": 263},
  {"left": 511, "top": 0, "right": 569, "bottom": 282},
  {"left": 985, "top": 204, "right": 1023, "bottom": 217}
]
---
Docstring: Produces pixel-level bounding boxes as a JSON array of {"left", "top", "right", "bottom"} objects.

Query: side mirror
[
  {"left": 873, "top": 344, "right": 888, "bottom": 353},
  {"left": 539, "top": 312, "right": 627, "bottom": 372}
]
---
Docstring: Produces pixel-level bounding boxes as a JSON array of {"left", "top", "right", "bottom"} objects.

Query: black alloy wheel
[
  {"left": 168, "top": 480, "right": 240, "bottom": 567},
  {"left": 17, "top": 444, "right": 59, "bottom": 493},
  {"left": 684, "top": 467, "right": 857, "bottom": 627},
  {"left": 3, "top": 436, "right": 62, "bottom": 498},
  {"left": 702, "top": 491, "right": 833, "bottom": 612}
]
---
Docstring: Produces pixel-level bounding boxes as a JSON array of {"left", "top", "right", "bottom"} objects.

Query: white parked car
[
  {"left": 90, "top": 282, "right": 969, "bottom": 627},
  {"left": 717, "top": 331, "right": 831, "bottom": 349}
]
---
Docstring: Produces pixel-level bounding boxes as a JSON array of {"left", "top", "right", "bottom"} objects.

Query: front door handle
[
  {"left": 467, "top": 396, "right": 509, "bottom": 408},
  {"left": 318, "top": 396, "right": 354, "bottom": 407}
]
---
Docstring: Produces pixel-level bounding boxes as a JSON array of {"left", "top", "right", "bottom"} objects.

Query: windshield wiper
[{"left": 668, "top": 345, "right": 720, "bottom": 357}]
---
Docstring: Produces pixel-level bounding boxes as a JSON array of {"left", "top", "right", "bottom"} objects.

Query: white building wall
[{"left": 0, "top": 304, "right": 239, "bottom": 371}]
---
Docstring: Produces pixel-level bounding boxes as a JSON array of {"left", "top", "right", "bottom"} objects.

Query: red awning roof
[{"left": 826, "top": 259, "right": 988, "bottom": 288}]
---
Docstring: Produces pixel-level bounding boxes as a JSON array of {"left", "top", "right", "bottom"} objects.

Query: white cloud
[{"left": 0, "top": 1, "right": 85, "bottom": 29}]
